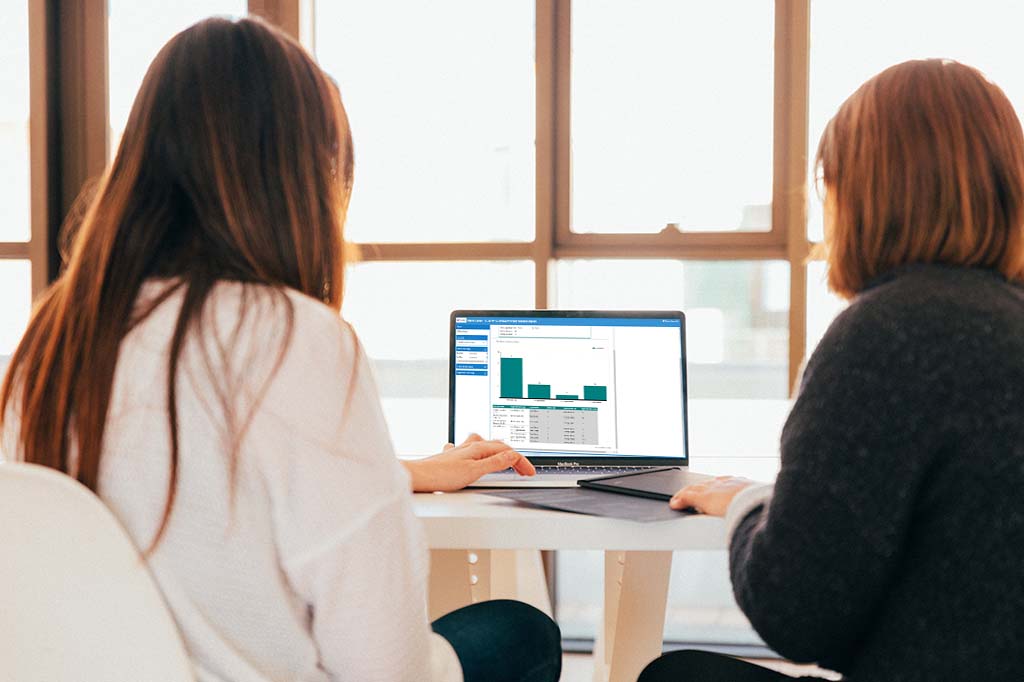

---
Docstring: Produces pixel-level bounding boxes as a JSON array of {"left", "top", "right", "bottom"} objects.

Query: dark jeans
[
  {"left": 639, "top": 650, "right": 816, "bottom": 681},
  {"left": 432, "top": 599, "right": 562, "bottom": 682}
]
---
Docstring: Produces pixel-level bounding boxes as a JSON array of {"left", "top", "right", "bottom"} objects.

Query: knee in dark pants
[
  {"left": 639, "top": 650, "right": 713, "bottom": 682},
  {"left": 639, "top": 649, "right": 792, "bottom": 682},
  {"left": 432, "top": 599, "right": 562, "bottom": 682},
  {"left": 497, "top": 600, "right": 561, "bottom": 659}
]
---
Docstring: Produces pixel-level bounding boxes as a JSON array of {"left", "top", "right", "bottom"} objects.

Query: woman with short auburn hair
[
  {"left": 0, "top": 17, "right": 559, "bottom": 682},
  {"left": 642, "top": 59, "right": 1024, "bottom": 681},
  {"left": 820, "top": 58, "right": 1024, "bottom": 297}
]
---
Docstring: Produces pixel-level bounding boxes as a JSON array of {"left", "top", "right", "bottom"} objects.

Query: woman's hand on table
[
  {"left": 669, "top": 476, "right": 756, "bottom": 516},
  {"left": 402, "top": 434, "right": 535, "bottom": 492}
]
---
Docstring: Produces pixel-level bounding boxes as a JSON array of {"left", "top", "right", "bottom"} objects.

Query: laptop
[{"left": 450, "top": 310, "right": 709, "bottom": 488}]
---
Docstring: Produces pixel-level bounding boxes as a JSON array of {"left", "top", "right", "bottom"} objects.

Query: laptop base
[{"left": 467, "top": 465, "right": 660, "bottom": 489}]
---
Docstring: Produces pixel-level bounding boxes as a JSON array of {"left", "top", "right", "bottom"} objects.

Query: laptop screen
[{"left": 450, "top": 311, "right": 688, "bottom": 463}]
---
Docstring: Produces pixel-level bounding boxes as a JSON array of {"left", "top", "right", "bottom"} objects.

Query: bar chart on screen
[
  {"left": 488, "top": 325, "right": 619, "bottom": 452},
  {"left": 498, "top": 357, "right": 609, "bottom": 402}
]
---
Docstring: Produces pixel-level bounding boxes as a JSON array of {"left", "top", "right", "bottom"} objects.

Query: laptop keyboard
[{"left": 531, "top": 465, "right": 657, "bottom": 476}]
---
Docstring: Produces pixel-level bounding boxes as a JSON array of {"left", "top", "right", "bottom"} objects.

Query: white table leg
[
  {"left": 593, "top": 550, "right": 673, "bottom": 682},
  {"left": 428, "top": 550, "right": 475, "bottom": 621},
  {"left": 483, "top": 549, "right": 553, "bottom": 616},
  {"left": 429, "top": 549, "right": 553, "bottom": 621}
]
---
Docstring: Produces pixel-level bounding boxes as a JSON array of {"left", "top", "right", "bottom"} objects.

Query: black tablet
[{"left": 579, "top": 466, "right": 710, "bottom": 501}]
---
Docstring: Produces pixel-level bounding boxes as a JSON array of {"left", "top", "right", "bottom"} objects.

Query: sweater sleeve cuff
[{"left": 725, "top": 483, "right": 774, "bottom": 543}]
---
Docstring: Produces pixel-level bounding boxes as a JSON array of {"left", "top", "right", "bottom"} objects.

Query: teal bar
[
  {"left": 500, "top": 358, "right": 523, "bottom": 398},
  {"left": 583, "top": 385, "right": 607, "bottom": 401},
  {"left": 527, "top": 384, "right": 551, "bottom": 399},
  {"left": 555, "top": 394, "right": 578, "bottom": 400}
]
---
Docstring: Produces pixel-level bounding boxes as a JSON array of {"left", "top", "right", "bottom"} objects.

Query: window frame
[
  {"left": 22, "top": 0, "right": 817, "bottom": 392},
  {"left": 305, "top": 0, "right": 814, "bottom": 393}
]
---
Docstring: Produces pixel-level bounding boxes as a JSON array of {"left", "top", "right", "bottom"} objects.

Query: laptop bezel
[{"left": 449, "top": 309, "right": 689, "bottom": 467}]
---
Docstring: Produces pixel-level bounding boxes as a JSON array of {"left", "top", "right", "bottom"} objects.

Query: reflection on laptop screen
[{"left": 452, "top": 314, "right": 686, "bottom": 460}]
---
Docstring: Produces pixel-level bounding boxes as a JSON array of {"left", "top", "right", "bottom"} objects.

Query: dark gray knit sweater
[{"left": 730, "top": 264, "right": 1024, "bottom": 681}]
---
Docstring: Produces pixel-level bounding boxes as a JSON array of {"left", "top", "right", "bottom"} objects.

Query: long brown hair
[
  {"left": 0, "top": 17, "right": 354, "bottom": 549},
  {"left": 816, "top": 59, "right": 1024, "bottom": 298}
]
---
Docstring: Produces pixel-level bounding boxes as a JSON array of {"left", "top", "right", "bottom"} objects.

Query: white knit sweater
[{"left": 1, "top": 281, "right": 460, "bottom": 682}]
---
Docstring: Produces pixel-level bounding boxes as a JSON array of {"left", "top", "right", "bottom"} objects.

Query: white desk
[{"left": 413, "top": 491, "right": 727, "bottom": 682}]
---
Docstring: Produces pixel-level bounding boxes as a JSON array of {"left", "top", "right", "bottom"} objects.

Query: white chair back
[{"left": 0, "top": 462, "right": 194, "bottom": 682}]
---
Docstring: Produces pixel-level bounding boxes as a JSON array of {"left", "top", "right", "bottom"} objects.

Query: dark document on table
[{"left": 483, "top": 487, "right": 692, "bottom": 523}]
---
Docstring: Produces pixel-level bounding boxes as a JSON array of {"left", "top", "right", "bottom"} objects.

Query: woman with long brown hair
[
  {"left": 0, "top": 17, "right": 559, "bottom": 682},
  {"left": 643, "top": 59, "right": 1024, "bottom": 681}
]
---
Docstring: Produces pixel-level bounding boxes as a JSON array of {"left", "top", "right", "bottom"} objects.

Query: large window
[{"left": 26, "top": 4, "right": 1024, "bottom": 457}]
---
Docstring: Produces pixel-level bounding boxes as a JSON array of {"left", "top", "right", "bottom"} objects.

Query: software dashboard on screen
[{"left": 451, "top": 314, "right": 686, "bottom": 460}]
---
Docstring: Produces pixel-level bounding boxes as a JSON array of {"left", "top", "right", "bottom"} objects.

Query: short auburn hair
[{"left": 816, "top": 59, "right": 1024, "bottom": 298}]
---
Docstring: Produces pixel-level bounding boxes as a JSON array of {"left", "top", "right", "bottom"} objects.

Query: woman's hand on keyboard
[{"left": 402, "top": 434, "right": 535, "bottom": 492}]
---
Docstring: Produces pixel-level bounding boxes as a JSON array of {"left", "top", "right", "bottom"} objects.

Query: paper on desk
[{"left": 483, "top": 488, "right": 693, "bottom": 522}]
